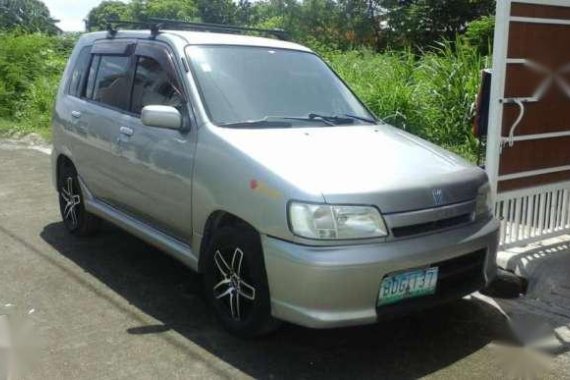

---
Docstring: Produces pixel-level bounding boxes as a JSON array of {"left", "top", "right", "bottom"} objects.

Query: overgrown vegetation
[
  {"left": 0, "top": 0, "right": 496, "bottom": 161},
  {"left": 0, "top": 33, "right": 75, "bottom": 139},
  {"left": 0, "top": 0, "right": 61, "bottom": 34},
  {"left": 0, "top": 33, "right": 485, "bottom": 160},
  {"left": 85, "top": 0, "right": 494, "bottom": 51},
  {"left": 324, "top": 40, "right": 485, "bottom": 161}
]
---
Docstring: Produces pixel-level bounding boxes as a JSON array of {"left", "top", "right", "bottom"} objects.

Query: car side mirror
[{"left": 141, "top": 105, "right": 182, "bottom": 130}]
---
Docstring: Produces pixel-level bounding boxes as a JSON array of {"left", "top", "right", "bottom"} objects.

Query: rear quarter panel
[{"left": 51, "top": 37, "right": 92, "bottom": 188}]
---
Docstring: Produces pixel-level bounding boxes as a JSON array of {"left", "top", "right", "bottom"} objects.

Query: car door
[
  {"left": 111, "top": 41, "right": 195, "bottom": 242},
  {"left": 70, "top": 40, "right": 137, "bottom": 204}
]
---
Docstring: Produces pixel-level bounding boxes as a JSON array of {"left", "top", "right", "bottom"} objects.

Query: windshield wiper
[
  {"left": 219, "top": 114, "right": 371, "bottom": 129},
  {"left": 279, "top": 113, "right": 375, "bottom": 126},
  {"left": 220, "top": 120, "right": 292, "bottom": 129},
  {"left": 343, "top": 113, "right": 377, "bottom": 124},
  {"left": 253, "top": 115, "right": 339, "bottom": 126},
  {"left": 308, "top": 113, "right": 354, "bottom": 125}
]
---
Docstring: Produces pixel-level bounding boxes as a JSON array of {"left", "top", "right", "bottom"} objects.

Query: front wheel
[{"left": 203, "top": 226, "right": 280, "bottom": 337}]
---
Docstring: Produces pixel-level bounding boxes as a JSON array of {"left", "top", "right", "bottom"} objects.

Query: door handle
[
  {"left": 71, "top": 111, "right": 82, "bottom": 119},
  {"left": 119, "top": 126, "right": 134, "bottom": 136}
]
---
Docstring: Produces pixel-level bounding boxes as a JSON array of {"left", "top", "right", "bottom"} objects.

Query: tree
[
  {"left": 464, "top": 15, "right": 494, "bottom": 55},
  {"left": 247, "top": 0, "right": 376, "bottom": 50},
  {"left": 0, "top": 0, "right": 60, "bottom": 34},
  {"left": 249, "top": 0, "right": 297, "bottom": 29},
  {"left": 86, "top": 1, "right": 131, "bottom": 31},
  {"left": 235, "top": 0, "right": 253, "bottom": 26},
  {"left": 82, "top": 0, "right": 495, "bottom": 51},
  {"left": 131, "top": 0, "right": 199, "bottom": 22},
  {"left": 86, "top": 0, "right": 200, "bottom": 31},
  {"left": 377, "top": 0, "right": 495, "bottom": 49},
  {"left": 332, "top": 0, "right": 377, "bottom": 48},
  {"left": 197, "top": 0, "right": 236, "bottom": 24}
]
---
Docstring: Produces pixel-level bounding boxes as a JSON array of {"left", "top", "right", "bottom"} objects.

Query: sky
[
  {"left": 43, "top": 0, "right": 254, "bottom": 32},
  {"left": 44, "top": 0, "right": 107, "bottom": 32}
]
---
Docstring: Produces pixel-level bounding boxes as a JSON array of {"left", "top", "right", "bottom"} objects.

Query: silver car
[{"left": 51, "top": 24, "right": 499, "bottom": 337}]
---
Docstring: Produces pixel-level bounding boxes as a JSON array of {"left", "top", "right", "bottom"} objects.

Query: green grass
[
  {"left": 323, "top": 40, "right": 485, "bottom": 161},
  {"left": 0, "top": 34, "right": 484, "bottom": 161},
  {"left": 0, "top": 118, "right": 52, "bottom": 141},
  {"left": 0, "top": 118, "right": 13, "bottom": 135},
  {"left": 0, "top": 33, "right": 72, "bottom": 141}
]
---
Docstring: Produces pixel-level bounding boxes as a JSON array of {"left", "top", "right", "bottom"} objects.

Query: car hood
[{"left": 215, "top": 125, "right": 487, "bottom": 213}]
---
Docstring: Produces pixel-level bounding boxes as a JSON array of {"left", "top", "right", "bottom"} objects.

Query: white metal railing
[
  {"left": 495, "top": 181, "right": 570, "bottom": 248},
  {"left": 485, "top": 0, "right": 570, "bottom": 250}
]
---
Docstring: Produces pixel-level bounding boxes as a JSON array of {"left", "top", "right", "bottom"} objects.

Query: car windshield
[{"left": 185, "top": 45, "right": 375, "bottom": 128}]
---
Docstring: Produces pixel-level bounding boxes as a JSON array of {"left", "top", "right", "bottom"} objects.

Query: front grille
[
  {"left": 391, "top": 213, "right": 473, "bottom": 238},
  {"left": 376, "top": 249, "right": 487, "bottom": 318}
]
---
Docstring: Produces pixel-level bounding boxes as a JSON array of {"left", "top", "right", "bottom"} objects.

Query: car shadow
[{"left": 40, "top": 221, "right": 515, "bottom": 379}]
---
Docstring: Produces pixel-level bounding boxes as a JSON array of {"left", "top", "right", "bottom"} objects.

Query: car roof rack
[
  {"left": 106, "top": 19, "right": 290, "bottom": 41},
  {"left": 106, "top": 21, "right": 160, "bottom": 38}
]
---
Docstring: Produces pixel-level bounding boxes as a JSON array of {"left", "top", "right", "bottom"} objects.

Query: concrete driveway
[{"left": 0, "top": 141, "right": 567, "bottom": 379}]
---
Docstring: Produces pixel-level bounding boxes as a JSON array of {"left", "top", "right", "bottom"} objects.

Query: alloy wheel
[
  {"left": 212, "top": 247, "right": 256, "bottom": 321},
  {"left": 60, "top": 177, "right": 81, "bottom": 228}
]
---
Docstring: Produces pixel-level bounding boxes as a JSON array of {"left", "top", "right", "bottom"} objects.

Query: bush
[
  {"left": 325, "top": 48, "right": 417, "bottom": 131},
  {"left": 325, "top": 40, "right": 484, "bottom": 161},
  {"left": 0, "top": 32, "right": 483, "bottom": 160},
  {"left": 464, "top": 15, "right": 495, "bottom": 56},
  {"left": 0, "top": 33, "right": 73, "bottom": 137}
]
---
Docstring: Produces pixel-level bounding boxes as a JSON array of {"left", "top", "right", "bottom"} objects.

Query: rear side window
[
  {"left": 130, "top": 56, "right": 184, "bottom": 115},
  {"left": 67, "top": 46, "right": 91, "bottom": 97},
  {"left": 85, "top": 55, "right": 131, "bottom": 111}
]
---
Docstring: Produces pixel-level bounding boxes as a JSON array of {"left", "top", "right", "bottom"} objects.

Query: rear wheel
[
  {"left": 203, "top": 226, "right": 280, "bottom": 337},
  {"left": 58, "top": 161, "right": 100, "bottom": 236}
]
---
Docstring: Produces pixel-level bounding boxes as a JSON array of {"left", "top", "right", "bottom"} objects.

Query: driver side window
[{"left": 130, "top": 55, "right": 184, "bottom": 115}]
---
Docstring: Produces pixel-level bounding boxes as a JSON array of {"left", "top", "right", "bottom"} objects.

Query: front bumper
[{"left": 262, "top": 216, "right": 500, "bottom": 328}]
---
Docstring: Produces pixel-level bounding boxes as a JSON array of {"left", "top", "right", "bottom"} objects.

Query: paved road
[{"left": 0, "top": 142, "right": 566, "bottom": 379}]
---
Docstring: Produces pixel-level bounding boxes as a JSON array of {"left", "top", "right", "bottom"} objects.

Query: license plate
[{"left": 378, "top": 267, "right": 439, "bottom": 306}]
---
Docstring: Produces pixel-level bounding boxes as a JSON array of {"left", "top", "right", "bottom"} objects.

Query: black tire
[
  {"left": 58, "top": 161, "right": 100, "bottom": 236},
  {"left": 203, "top": 225, "right": 280, "bottom": 337}
]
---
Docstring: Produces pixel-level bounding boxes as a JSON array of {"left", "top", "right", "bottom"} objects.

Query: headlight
[
  {"left": 475, "top": 183, "right": 493, "bottom": 217},
  {"left": 288, "top": 202, "right": 388, "bottom": 240}
]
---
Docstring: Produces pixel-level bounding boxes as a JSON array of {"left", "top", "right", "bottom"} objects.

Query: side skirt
[{"left": 78, "top": 177, "right": 198, "bottom": 271}]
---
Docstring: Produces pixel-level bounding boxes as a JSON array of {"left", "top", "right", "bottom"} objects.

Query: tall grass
[
  {"left": 324, "top": 40, "right": 486, "bottom": 161},
  {"left": 0, "top": 34, "right": 484, "bottom": 161},
  {"left": 0, "top": 33, "right": 73, "bottom": 138}
]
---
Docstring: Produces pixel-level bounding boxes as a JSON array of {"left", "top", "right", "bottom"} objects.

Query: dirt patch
[{"left": 0, "top": 134, "right": 51, "bottom": 155}]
